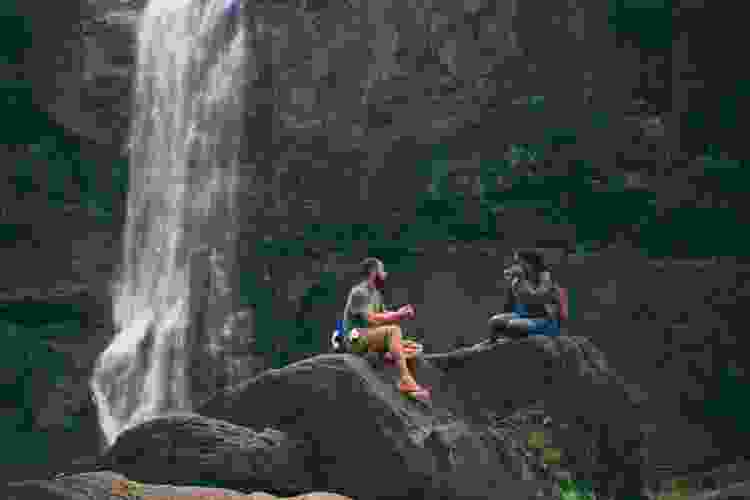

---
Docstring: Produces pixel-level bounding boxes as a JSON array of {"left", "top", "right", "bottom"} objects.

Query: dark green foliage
[
  {"left": 0, "top": 5, "right": 126, "bottom": 472},
  {"left": 243, "top": 105, "right": 744, "bottom": 365},
  {"left": 0, "top": 3, "right": 32, "bottom": 66},
  {"left": 292, "top": 272, "right": 338, "bottom": 358},
  {"left": 0, "top": 223, "right": 33, "bottom": 249},
  {"left": 608, "top": 0, "right": 673, "bottom": 50},
  {"left": 2, "top": 4, "right": 129, "bottom": 225},
  {"left": 0, "top": 318, "right": 87, "bottom": 470},
  {"left": 701, "top": 364, "right": 750, "bottom": 436},
  {"left": 0, "top": 302, "right": 86, "bottom": 331},
  {"left": 8, "top": 129, "right": 128, "bottom": 224}
]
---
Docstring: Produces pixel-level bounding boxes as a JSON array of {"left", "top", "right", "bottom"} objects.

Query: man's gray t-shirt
[{"left": 342, "top": 281, "right": 384, "bottom": 331}]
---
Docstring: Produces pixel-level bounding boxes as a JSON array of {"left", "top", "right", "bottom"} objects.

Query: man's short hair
[
  {"left": 514, "top": 248, "right": 548, "bottom": 274},
  {"left": 360, "top": 257, "right": 383, "bottom": 278}
]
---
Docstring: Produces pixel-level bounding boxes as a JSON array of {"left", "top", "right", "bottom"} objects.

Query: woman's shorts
[{"left": 508, "top": 312, "right": 561, "bottom": 337}]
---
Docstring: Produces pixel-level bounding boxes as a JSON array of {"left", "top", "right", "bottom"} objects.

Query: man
[
  {"left": 341, "top": 257, "right": 429, "bottom": 400},
  {"left": 488, "top": 248, "right": 564, "bottom": 340}
]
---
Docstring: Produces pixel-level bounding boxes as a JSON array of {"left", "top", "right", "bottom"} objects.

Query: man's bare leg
[
  {"left": 361, "top": 325, "right": 419, "bottom": 388},
  {"left": 406, "top": 357, "right": 417, "bottom": 376}
]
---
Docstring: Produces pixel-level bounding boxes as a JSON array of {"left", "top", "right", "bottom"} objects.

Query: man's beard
[{"left": 373, "top": 275, "right": 386, "bottom": 290}]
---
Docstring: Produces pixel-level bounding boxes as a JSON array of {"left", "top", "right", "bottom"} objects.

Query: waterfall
[{"left": 90, "top": 0, "right": 247, "bottom": 447}]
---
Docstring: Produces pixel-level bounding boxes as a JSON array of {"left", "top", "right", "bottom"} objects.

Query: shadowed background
[{"left": 2, "top": 0, "right": 749, "bottom": 488}]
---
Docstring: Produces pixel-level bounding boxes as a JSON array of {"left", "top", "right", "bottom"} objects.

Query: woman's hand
[{"left": 504, "top": 264, "right": 525, "bottom": 282}]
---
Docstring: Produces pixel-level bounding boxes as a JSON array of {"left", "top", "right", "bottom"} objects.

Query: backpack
[{"left": 331, "top": 319, "right": 347, "bottom": 352}]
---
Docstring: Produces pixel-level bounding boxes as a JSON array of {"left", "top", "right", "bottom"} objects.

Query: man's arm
[
  {"left": 369, "top": 309, "right": 409, "bottom": 325},
  {"left": 349, "top": 288, "right": 407, "bottom": 327},
  {"left": 511, "top": 271, "right": 558, "bottom": 305},
  {"left": 348, "top": 287, "right": 372, "bottom": 326}
]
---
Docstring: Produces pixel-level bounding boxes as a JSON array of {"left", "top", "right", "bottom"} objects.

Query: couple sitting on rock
[{"left": 336, "top": 250, "right": 567, "bottom": 401}]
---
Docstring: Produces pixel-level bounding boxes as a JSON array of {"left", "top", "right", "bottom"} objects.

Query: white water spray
[{"left": 90, "top": 0, "right": 247, "bottom": 447}]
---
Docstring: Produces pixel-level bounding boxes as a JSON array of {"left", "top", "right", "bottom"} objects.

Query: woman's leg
[
  {"left": 504, "top": 318, "right": 535, "bottom": 338},
  {"left": 488, "top": 312, "right": 516, "bottom": 331},
  {"left": 525, "top": 318, "right": 561, "bottom": 337},
  {"left": 489, "top": 313, "right": 537, "bottom": 339},
  {"left": 361, "top": 325, "right": 419, "bottom": 388}
]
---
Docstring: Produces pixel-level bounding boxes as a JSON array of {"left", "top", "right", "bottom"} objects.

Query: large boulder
[
  {"left": 98, "top": 413, "right": 315, "bottom": 496},
  {"left": 8, "top": 471, "right": 749, "bottom": 500},
  {"left": 424, "top": 336, "right": 649, "bottom": 500},
  {"left": 4, "top": 470, "right": 354, "bottom": 500},
  {"left": 200, "top": 352, "right": 544, "bottom": 500},
  {"left": 5, "top": 471, "right": 244, "bottom": 500}
]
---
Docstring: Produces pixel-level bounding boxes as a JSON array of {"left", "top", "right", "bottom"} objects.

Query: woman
[{"left": 488, "top": 248, "right": 565, "bottom": 340}]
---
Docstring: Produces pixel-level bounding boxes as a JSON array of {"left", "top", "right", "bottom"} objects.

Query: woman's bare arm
[{"left": 511, "top": 271, "right": 558, "bottom": 305}]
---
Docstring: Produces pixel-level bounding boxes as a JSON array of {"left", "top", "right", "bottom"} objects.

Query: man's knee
[
  {"left": 383, "top": 324, "right": 403, "bottom": 339},
  {"left": 363, "top": 324, "right": 401, "bottom": 352},
  {"left": 367, "top": 324, "right": 402, "bottom": 343}
]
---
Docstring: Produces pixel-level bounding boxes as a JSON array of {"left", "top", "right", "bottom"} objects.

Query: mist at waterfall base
[{"left": 90, "top": 0, "right": 247, "bottom": 447}]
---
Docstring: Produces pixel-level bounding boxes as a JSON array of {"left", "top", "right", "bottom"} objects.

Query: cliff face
[
  {"left": 22, "top": 0, "right": 632, "bottom": 151},
  {"left": 19, "top": 1, "right": 141, "bottom": 147}
]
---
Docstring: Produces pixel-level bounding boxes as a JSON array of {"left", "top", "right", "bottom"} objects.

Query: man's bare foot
[
  {"left": 398, "top": 380, "right": 430, "bottom": 400},
  {"left": 402, "top": 341, "right": 423, "bottom": 357}
]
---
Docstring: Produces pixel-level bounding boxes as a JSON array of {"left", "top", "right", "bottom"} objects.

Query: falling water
[{"left": 90, "top": 0, "right": 247, "bottom": 447}]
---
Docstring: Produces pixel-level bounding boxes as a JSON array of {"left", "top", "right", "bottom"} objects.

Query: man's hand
[
  {"left": 405, "top": 304, "right": 415, "bottom": 319},
  {"left": 398, "top": 304, "right": 416, "bottom": 320}
]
